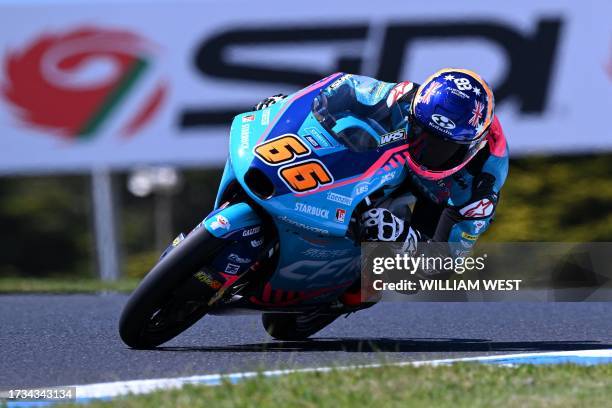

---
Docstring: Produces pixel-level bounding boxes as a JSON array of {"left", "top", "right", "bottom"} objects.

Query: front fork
[{"left": 163, "top": 202, "right": 273, "bottom": 306}]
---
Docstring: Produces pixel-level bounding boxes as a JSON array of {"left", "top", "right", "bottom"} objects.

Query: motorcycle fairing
[
  {"left": 212, "top": 74, "right": 413, "bottom": 304},
  {"left": 227, "top": 73, "right": 410, "bottom": 238}
]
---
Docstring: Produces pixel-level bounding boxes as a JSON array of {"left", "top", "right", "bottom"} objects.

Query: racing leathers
[
  {"left": 255, "top": 73, "right": 508, "bottom": 268},
  {"left": 317, "top": 73, "right": 509, "bottom": 260}
]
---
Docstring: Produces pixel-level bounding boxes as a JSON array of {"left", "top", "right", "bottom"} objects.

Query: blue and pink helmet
[{"left": 405, "top": 68, "right": 495, "bottom": 180}]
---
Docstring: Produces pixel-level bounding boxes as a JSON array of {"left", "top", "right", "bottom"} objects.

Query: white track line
[
  {"left": 73, "top": 348, "right": 612, "bottom": 399},
  {"left": 4, "top": 348, "right": 612, "bottom": 406}
]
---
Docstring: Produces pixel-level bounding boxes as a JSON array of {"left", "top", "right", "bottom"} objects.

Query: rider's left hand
[
  {"left": 360, "top": 208, "right": 421, "bottom": 253},
  {"left": 253, "top": 94, "right": 288, "bottom": 111},
  {"left": 360, "top": 208, "right": 404, "bottom": 242}
]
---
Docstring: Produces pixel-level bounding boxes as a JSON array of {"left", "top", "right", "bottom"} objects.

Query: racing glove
[
  {"left": 253, "top": 94, "right": 288, "bottom": 111},
  {"left": 360, "top": 208, "right": 421, "bottom": 254}
]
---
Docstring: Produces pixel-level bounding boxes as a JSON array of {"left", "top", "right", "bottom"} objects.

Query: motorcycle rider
[
  {"left": 255, "top": 68, "right": 508, "bottom": 321},
  {"left": 257, "top": 69, "right": 507, "bottom": 250}
]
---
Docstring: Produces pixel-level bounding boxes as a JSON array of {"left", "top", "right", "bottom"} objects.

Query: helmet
[{"left": 405, "top": 68, "right": 495, "bottom": 180}]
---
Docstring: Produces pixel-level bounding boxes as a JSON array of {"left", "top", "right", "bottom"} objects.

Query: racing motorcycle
[{"left": 119, "top": 73, "right": 416, "bottom": 348}]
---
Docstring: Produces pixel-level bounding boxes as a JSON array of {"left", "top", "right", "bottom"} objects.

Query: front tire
[{"left": 119, "top": 226, "right": 224, "bottom": 349}]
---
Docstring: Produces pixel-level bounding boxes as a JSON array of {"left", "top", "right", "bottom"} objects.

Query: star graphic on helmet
[
  {"left": 472, "top": 87, "right": 482, "bottom": 96},
  {"left": 475, "top": 123, "right": 484, "bottom": 135},
  {"left": 443, "top": 74, "right": 455, "bottom": 81}
]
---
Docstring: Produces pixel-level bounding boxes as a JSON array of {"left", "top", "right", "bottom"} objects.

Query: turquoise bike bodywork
[{"left": 202, "top": 73, "right": 412, "bottom": 307}]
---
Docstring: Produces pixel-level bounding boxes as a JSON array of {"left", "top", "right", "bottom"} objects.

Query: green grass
[
  {"left": 0, "top": 276, "right": 139, "bottom": 293},
  {"left": 0, "top": 251, "right": 157, "bottom": 293},
  {"left": 58, "top": 363, "right": 612, "bottom": 408}
]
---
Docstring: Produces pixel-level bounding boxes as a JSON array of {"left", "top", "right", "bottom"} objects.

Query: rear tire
[
  {"left": 262, "top": 311, "right": 341, "bottom": 341},
  {"left": 119, "top": 226, "right": 225, "bottom": 349}
]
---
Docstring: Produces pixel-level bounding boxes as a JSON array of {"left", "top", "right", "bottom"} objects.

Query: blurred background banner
[
  {"left": 0, "top": 0, "right": 610, "bottom": 285},
  {"left": 0, "top": 0, "right": 610, "bottom": 174}
]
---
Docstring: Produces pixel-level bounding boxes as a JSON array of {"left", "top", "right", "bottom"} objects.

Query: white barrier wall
[{"left": 0, "top": 0, "right": 609, "bottom": 174}]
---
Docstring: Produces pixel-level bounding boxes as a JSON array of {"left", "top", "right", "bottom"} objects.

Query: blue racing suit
[{"left": 319, "top": 74, "right": 509, "bottom": 257}]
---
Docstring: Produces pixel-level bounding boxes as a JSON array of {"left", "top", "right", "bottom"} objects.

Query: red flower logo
[{"left": 1, "top": 27, "right": 167, "bottom": 140}]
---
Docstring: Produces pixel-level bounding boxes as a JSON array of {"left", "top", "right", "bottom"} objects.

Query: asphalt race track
[{"left": 1, "top": 294, "right": 612, "bottom": 389}]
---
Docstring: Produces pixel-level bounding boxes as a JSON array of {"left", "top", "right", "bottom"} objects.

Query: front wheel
[{"left": 119, "top": 225, "right": 226, "bottom": 349}]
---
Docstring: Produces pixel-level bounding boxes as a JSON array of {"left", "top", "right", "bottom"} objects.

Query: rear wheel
[
  {"left": 119, "top": 226, "right": 226, "bottom": 349},
  {"left": 262, "top": 310, "right": 341, "bottom": 341}
]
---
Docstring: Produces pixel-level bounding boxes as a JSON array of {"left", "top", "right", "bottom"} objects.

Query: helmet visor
[{"left": 406, "top": 122, "right": 472, "bottom": 171}]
